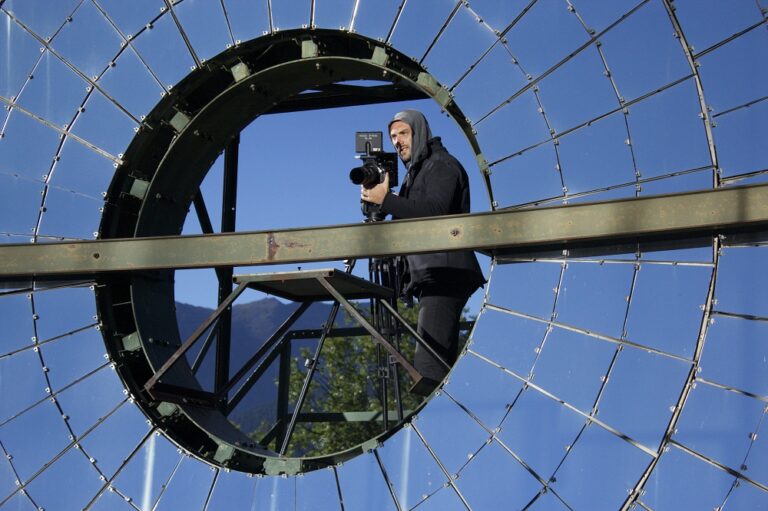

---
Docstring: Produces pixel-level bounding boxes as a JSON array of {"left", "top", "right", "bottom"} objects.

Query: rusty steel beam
[{"left": 1, "top": 184, "right": 767, "bottom": 281}]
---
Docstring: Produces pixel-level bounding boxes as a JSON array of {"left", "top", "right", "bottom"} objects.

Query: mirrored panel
[{"left": 0, "top": 1, "right": 766, "bottom": 509}]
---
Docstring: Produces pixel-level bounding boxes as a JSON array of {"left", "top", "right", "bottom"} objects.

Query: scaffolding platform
[
  {"left": 233, "top": 268, "right": 393, "bottom": 302},
  {"left": 143, "top": 268, "right": 426, "bottom": 417}
]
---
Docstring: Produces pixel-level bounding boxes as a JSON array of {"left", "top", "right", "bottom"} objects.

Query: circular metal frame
[{"left": 95, "top": 28, "right": 485, "bottom": 475}]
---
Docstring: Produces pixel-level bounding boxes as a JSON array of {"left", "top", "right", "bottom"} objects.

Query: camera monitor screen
[{"left": 355, "top": 131, "right": 384, "bottom": 153}]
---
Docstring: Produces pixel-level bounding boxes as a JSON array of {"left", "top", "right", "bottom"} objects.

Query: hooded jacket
[{"left": 381, "top": 110, "right": 485, "bottom": 296}]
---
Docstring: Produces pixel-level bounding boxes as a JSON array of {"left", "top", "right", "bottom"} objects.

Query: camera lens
[{"left": 349, "top": 164, "right": 379, "bottom": 187}]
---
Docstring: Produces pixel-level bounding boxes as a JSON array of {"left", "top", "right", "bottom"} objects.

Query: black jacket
[{"left": 381, "top": 137, "right": 485, "bottom": 296}]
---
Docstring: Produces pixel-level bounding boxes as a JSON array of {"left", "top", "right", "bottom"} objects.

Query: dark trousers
[{"left": 415, "top": 283, "right": 473, "bottom": 382}]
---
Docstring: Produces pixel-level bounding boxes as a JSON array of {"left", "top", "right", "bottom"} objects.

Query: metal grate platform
[{"left": 234, "top": 268, "right": 394, "bottom": 302}]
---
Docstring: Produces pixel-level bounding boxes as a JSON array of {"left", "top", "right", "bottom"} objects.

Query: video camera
[{"left": 350, "top": 132, "right": 398, "bottom": 221}]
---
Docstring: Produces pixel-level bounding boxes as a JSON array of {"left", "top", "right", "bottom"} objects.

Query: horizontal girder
[{"left": 1, "top": 184, "right": 767, "bottom": 283}]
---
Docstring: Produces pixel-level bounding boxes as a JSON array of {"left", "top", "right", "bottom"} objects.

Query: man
[{"left": 361, "top": 109, "right": 485, "bottom": 396}]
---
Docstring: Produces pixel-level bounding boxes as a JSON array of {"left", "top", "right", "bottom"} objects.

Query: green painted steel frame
[
  {"left": 56, "top": 28, "right": 480, "bottom": 476},
  {"left": 1, "top": 183, "right": 767, "bottom": 280}
]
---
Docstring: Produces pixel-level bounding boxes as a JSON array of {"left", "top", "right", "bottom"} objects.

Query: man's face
[{"left": 389, "top": 120, "right": 413, "bottom": 163}]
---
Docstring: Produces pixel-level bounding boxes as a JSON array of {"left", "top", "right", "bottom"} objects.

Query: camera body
[
  {"left": 350, "top": 132, "right": 399, "bottom": 221},
  {"left": 349, "top": 132, "right": 399, "bottom": 189}
]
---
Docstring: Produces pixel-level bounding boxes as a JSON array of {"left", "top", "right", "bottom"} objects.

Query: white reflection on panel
[
  {"left": 14, "top": 51, "right": 87, "bottom": 128},
  {"left": 351, "top": 0, "right": 402, "bottom": 43},
  {"left": 3, "top": 0, "right": 80, "bottom": 39},
  {"left": 406, "top": 392, "right": 490, "bottom": 479},
  {"left": 336, "top": 451, "right": 398, "bottom": 510},
  {"left": 50, "top": 1, "right": 124, "bottom": 80},
  {"left": 294, "top": 467, "right": 343, "bottom": 511},
  {"left": 153, "top": 456, "right": 216, "bottom": 510}
]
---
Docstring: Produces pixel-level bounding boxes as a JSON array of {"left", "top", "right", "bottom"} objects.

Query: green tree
[{"left": 248, "top": 301, "right": 472, "bottom": 458}]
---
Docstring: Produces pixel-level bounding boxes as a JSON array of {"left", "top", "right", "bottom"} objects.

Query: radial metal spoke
[
  {"left": 713, "top": 95, "right": 768, "bottom": 118},
  {"left": 0, "top": 95, "right": 123, "bottom": 164},
  {"left": 696, "top": 377, "right": 768, "bottom": 403},
  {"left": 500, "top": 257, "right": 713, "bottom": 268},
  {"left": 0, "top": 398, "right": 129, "bottom": 507},
  {"left": 83, "top": 427, "right": 157, "bottom": 510},
  {"left": 162, "top": 0, "right": 201, "bottom": 68},
  {"left": 470, "top": 349, "right": 659, "bottom": 458},
  {"left": 474, "top": 0, "right": 652, "bottom": 126},
  {"left": 348, "top": 0, "right": 361, "bottom": 32},
  {"left": 693, "top": 17, "right": 768, "bottom": 59},
  {"left": 711, "top": 310, "right": 768, "bottom": 323},
  {"left": 201, "top": 468, "right": 220, "bottom": 511},
  {"left": 0, "top": 362, "right": 110, "bottom": 427},
  {"left": 150, "top": 454, "right": 185, "bottom": 511},
  {"left": 442, "top": 389, "right": 575, "bottom": 510},
  {"left": 373, "top": 449, "right": 403, "bottom": 511},
  {"left": 219, "top": 0, "right": 235, "bottom": 46},
  {"left": 487, "top": 73, "right": 694, "bottom": 168},
  {"left": 411, "top": 423, "right": 473, "bottom": 510},
  {"left": 484, "top": 302, "right": 693, "bottom": 364},
  {"left": 621, "top": 241, "right": 720, "bottom": 510},
  {"left": 1, "top": 323, "right": 98, "bottom": 360},
  {"left": 3, "top": 9, "right": 143, "bottom": 126},
  {"left": 669, "top": 439, "right": 768, "bottom": 493},
  {"left": 332, "top": 465, "right": 346, "bottom": 511},
  {"left": 385, "top": 0, "right": 408, "bottom": 44},
  {"left": 418, "top": 0, "right": 463, "bottom": 65},
  {"left": 504, "top": 164, "right": 713, "bottom": 210},
  {"left": 309, "top": 0, "right": 316, "bottom": 28},
  {"left": 89, "top": 0, "right": 167, "bottom": 90},
  {"left": 450, "top": 0, "right": 539, "bottom": 91}
]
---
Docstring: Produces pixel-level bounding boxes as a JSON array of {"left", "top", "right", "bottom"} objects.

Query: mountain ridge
[{"left": 174, "top": 297, "right": 335, "bottom": 431}]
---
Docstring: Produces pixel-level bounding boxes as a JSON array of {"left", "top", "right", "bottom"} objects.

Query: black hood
[{"left": 388, "top": 109, "right": 433, "bottom": 169}]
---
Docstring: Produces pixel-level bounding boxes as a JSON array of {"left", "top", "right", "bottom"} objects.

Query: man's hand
[{"left": 361, "top": 172, "right": 389, "bottom": 205}]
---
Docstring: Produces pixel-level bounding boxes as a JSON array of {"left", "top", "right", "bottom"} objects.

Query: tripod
[{"left": 367, "top": 253, "right": 406, "bottom": 430}]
